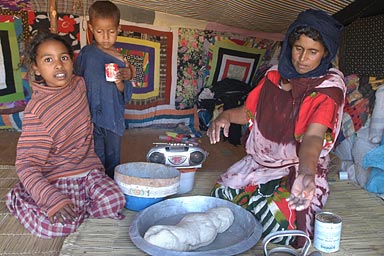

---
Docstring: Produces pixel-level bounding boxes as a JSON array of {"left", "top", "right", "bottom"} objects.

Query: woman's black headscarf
[{"left": 278, "top": 9, "right": 344, "bottom": 79}]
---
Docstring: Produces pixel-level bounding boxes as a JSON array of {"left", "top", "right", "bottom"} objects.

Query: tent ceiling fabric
[
  {"left": 32, "top": 0, "right": 354, "bottom": 33},
  {"left": 111, "top": 0, "right": 355, "bottom": 33}
]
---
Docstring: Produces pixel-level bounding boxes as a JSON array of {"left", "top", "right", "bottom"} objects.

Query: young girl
[{"left": 6, "top": 32, "right": 126, "bottom": 238}]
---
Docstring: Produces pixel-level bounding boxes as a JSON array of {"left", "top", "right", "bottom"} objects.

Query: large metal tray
[{"left": 129, "top": 195, "right": 262, "bottom": 256}]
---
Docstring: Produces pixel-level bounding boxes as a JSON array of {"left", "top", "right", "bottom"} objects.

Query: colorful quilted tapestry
[
  {"left": 124, "top": 106, "right": 198, "bottom": 130},
  {"left": 203, "top": 31, "right": 277, "bottom": 90},
  {"left": 207, "top": 40, "right": 265, "bottom": 86},
  {"left": 0, "top": 0, "right": 31, "bottom": 10},
  {"left": 0, "top": 111, "right": 23, "bottom": 131},
  {"left": 116, "top": 25, "right": 173, "bottom": 110},
  {"left": 116, "top": 36, "right": 160, "bottom": 100},
  {"left": 0, "top": 9, "right": 30, "bottom": 109},
  {"left": 0, "top": 22, "right": 24, "bottom": 103}
]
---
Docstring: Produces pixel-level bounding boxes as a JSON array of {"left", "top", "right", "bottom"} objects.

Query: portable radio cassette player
[{"left": 146, "top": 143, "right": 208, "bottom": 168}]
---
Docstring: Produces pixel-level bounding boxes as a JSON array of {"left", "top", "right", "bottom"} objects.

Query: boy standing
[{"left": 75, "top": 1, "right": 135, "bottom": 178}]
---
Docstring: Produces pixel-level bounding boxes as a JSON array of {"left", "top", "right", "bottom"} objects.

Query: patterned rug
[
  {"left": 0, "top": 165, "right": 65, "bottom": 256},
  {"left": 60, "top": 170, "right": 384, "bottom": 256},
  {"left": 2, "top": 160, "right": 384, "bottom": 255}
]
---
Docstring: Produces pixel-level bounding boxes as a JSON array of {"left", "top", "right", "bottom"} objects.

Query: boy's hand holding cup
[
  {"left": 119, "top": 59, "right": 136, "bottom": 81},
  {"left": 105, "top": 60, "right": 135, "bottom": 92}
]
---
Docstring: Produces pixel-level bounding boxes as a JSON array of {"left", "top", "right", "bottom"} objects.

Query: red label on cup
[{"left": 105, "top": 63, "right": 118, "bottom": 82}]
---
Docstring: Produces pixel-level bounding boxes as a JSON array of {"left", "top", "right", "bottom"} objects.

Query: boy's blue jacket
[{"left": 75, "top": 44, "right": 133, "bottom": 136}]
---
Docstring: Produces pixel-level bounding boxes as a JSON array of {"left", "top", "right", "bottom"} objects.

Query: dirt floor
[{"left": 0, "top": 127, "right": 247, "bottom": 170}]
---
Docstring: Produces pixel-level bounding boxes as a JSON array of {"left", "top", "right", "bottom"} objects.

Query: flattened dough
[{"left": 144, "top": 207, "right": 234, "bottom": 251}]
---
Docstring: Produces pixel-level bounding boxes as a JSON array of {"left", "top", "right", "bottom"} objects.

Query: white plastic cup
[
  {"left": 105, "top": 63, "right": 118, "bottom": 82},
  {"left": 177, "top": 168, "right": 197, "bottom": 194}
]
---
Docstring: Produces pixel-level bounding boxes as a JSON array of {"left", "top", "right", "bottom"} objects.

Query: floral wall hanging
[{"left": 176, "top": 28, "right": 206, "bottom": 110}]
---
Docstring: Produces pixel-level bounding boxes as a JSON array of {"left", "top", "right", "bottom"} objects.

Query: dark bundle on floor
[{"left": 211, "top": 78, "right": 252, "bottom": 145}]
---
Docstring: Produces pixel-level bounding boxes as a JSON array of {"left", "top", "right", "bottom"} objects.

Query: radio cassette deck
[{"left": 146, "top": 143, "right": 208, "bottom": 168}]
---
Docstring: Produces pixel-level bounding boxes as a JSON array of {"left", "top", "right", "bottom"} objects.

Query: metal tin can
[
  {"left": 105, "top": 63, "right": 118, "bottom": 82},
  {"left": 314, "top": 212, "right": 342, "bottom": 253}
]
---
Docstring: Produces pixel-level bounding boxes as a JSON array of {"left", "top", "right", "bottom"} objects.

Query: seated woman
[{"left": 207, "top": 9, "right": 346, "bottom": 247}]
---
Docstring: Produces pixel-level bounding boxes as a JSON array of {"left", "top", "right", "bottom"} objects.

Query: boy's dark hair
[
  {"left": 288, "top": 26, "right": 329, "bottom": 56},
  {"left": 89, "top": 1, "right": 120, "bottom": 26},
  {"left": 22, "top": 31, "right": 73, "bottom": 71}
]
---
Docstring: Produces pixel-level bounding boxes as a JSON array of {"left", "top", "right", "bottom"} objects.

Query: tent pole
[{"left": 49, "top": 0, "right": 58, "bottom": 33}]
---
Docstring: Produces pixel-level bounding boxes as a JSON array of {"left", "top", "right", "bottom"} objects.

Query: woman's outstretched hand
[
  {"left": 287, "top": 173, "right": 316, "bottom": 211},
  {"left": 207, "top": 116, "right": 230, "bottom": 144}
]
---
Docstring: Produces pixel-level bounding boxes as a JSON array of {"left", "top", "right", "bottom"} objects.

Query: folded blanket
[
  {"left": 363, "top": 143, "right": 384, "bottom": 170},
  {"left": 363, "top": 131, "right": 384, "bottom": 169},
  {"left": 369, "top": 85, "right": 384, "bottom": 143},
  {"left": 363, "top": 137, "right": 384, "bottom": 194}
]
